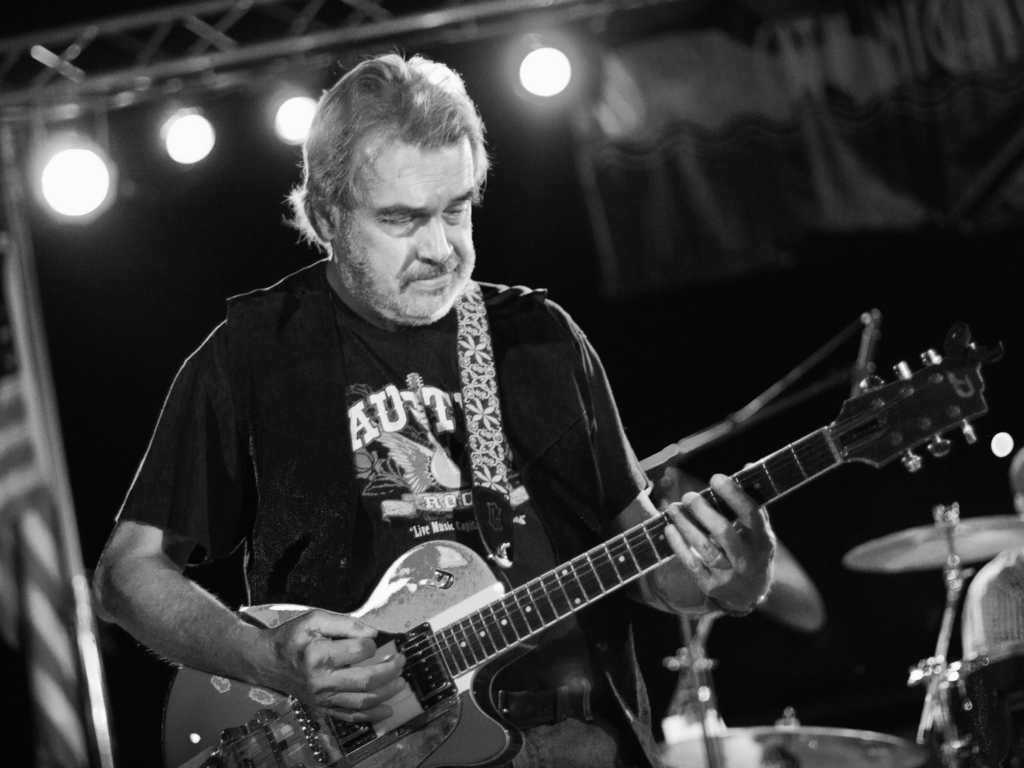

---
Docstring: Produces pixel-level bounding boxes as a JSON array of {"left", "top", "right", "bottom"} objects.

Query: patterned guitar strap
[{"left": 455, "top": 281, "right": 515, "bottom": 569}]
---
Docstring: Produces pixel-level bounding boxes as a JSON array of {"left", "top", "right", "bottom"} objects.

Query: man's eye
[{"left": 444, "top": 206, "right": 468, "bottom": 222}]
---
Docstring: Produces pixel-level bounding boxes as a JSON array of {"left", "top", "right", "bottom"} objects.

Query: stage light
[
  {"left": 274, "top": 96, "right": 317, "bottom": 145},
  {"left": 36, "top": 134, "right": 114, "bottom": 219},
  {"left": 162, "top": 108, "right": 215, "bottom": 164},
  {"left": 519, "top": 46, "right": 572, "bottom": 98},
  {"left": 992, "top": 432, "right": 1014, "bottom": 458}
]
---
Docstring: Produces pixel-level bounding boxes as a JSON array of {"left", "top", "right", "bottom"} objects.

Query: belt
[{"left": 497, "top": 682, "right": 593, "bottom": 729}]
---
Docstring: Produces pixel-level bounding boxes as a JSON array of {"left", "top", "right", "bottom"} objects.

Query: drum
[
  {"left": 951, "top": 642, "right": 1024, "bottom": 767},
  {"left": 661, "top": 726, "right": 927, "bottom": 768}
]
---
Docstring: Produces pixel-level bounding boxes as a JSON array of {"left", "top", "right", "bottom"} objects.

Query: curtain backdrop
[{"left": 575, "top": 0, "right": 1024, "bottom": 296}]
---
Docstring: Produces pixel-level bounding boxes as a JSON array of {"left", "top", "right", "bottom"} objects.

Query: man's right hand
[{"left": 262, "top": 610, "right": 408, "bottom": 724}]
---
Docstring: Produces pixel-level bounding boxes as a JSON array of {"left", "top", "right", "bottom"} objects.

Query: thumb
[{"left": 299, "top": 609, "right": 377, "bottom": 639}]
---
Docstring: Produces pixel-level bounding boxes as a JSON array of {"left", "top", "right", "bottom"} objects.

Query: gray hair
[{"left": 288, "top": 53, "right": 489, "bottom": 250}]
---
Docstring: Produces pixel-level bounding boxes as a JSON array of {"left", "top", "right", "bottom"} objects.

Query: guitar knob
[
  {"left": 901, "top": 450, "right": 923, "bottom": 472},
  {"left": 927, "top": 435, "right": 952, "bottom": 457},
  {"left": 894, "top": 361, "right": 913, "bottom": 380},
  {"left": 961, "top": 421, "right": 978, "bottom": 444},
  {"left": 858, "top": 374, "right": 885, "bottom": 393},
  {"left": 920, "top": 349, "right": 943, "bottom": 366}
]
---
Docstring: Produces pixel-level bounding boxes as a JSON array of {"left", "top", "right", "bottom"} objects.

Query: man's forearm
[{"left": 94, "top": 553, "right": 270, "bottom": 685}]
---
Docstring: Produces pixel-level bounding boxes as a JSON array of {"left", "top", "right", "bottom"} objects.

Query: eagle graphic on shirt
[{"left": 349, "top": 377, "right": 470, "bottom": 523}]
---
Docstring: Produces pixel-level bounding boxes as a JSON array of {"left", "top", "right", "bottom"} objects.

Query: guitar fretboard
[{"left": 432, "top": 428, "right": 840, "bottom": 675}]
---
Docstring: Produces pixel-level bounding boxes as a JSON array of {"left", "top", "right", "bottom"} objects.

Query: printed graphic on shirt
[
  {"left": 348, "top": 372, "right": 528, "bottom": 544},
  {"left": 348, "top": 372, "right": 469, "bottom": 530}
]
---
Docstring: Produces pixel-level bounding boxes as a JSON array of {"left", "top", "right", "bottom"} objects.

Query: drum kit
[{"left": 659, "top": 493, "right": 1024, "bottom": 768}]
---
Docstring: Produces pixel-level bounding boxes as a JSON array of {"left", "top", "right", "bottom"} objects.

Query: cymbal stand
[
  {"left": 907, "top": 503, "right": 972, "bottom": 767},
  {"left": 664, "top": 613, "right": 726, "bottom": 768}
]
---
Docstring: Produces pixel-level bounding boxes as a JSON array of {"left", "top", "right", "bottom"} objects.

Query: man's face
[{"left": 329, "top": 137, "right": 477, "bottom": 328}]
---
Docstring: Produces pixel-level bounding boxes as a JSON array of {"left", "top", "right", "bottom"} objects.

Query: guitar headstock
[{"left": 831, "top": 323, "right": 1002, "bottom": 470}]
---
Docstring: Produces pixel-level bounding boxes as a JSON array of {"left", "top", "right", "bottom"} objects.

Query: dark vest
[{"left": 223, "top": 260, "right": 658, "bottom": 765}]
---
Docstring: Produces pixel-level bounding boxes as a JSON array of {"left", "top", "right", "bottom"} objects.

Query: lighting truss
[{"left": 0, "top": 0, "right": 683, "bottom": 118}]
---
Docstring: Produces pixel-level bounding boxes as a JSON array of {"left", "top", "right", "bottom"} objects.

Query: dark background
[{"left": 5, "top": 3, "right": 1024, "bottom": 765}]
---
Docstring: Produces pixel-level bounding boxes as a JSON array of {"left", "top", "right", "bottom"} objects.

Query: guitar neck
[{"left": 434, "top": 428, "right": 841, "bottom": 675}]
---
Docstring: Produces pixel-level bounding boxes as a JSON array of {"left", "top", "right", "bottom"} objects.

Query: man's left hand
[{"left": 663, "top": 473, "right": 776, "bottom": 614}]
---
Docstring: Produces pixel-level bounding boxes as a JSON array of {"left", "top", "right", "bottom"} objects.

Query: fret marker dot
[
  {"left": 574, "top": 598, "right": 581, "bottom": 605},
  {"left": 460, "top": 642, "right": 466, "bottom": 647},
  {"left": 479, "top": 632, "right": 485, "bottom": 638},
  {"left": 561, "top": 569, "right": 568, "bottom": 576},
  {"left": 618, "top": 556, "right": 625, "bottom": 562},
  {"left": 526, "top": 606, "right": 532, "bottom": 612},
  {"left": 501, "top": 619, "right": 507, "bottom": 625}
]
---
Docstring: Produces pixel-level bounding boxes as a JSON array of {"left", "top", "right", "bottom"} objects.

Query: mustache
[{"left": 403, "top": 257, "right": 459, "bottom": 283}]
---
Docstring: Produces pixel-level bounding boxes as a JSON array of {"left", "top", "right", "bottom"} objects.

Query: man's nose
[{"left": 416, "top": 217, "right": 453, "bottom": 263}]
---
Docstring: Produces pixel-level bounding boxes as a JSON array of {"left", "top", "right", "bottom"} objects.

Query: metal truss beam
[{"left": 0, "top": 0, "right": 684, "bottom": 117}]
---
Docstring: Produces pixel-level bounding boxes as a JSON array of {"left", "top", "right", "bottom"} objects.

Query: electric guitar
[{"left": 163, "top": 323, "right": 1001, "bottom": 768}]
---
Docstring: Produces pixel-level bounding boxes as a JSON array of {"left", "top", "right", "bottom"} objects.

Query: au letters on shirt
[{"left": 347, "top": 373, "right": 525, "bottom": 541}]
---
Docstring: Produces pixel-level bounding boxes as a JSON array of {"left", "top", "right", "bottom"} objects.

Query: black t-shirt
[{"left": 118, "top": 281, "right": 647, "bottom": 699}]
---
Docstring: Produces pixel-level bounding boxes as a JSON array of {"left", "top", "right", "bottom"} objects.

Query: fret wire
[
  {"left": 512, "top": 585, "right": 544, "bottom": 634},
  {"left": 513, "top": 584, "right": 546, "bottom": 632},
  {"left": 466, "top": 612, "right": 498, "bottom": 658},
  {"left": 527, "top": 578, "right": 560, "bottom": 624},
  {"left": 787, "top": 442, "right": 810, "bottom": 479},
  {"left": 542, "top": 571, "right": 573, "bottom": 616},
  {"left": 506, "top": 590, "right": 534, "bottom": 637},
  {"left": 455, "top": 616, "right": 487, "bottom": 663},
  {"left": 623, "top": 527, "right": 650, "bottom": 570},
  {"left": 487, "top": 600, "right": 518, "bottom": 647},
  {"left": 606, "top": 536, "right": 641, "bottom": 580},
  {"left": 764, "top": 451, "right": 803, "bottom": 494},
  {"left": 440, "top": 626, "right": 470, "bottom": 673},
  {"left": 589, "top": 547, "right": 620, "bottom": 591},
  {"left": 647, "top": 521, "right": 675, "bottom": 560},
  {"left": 579, "top": 553, "right": 606, "bottom": 598},
  {"left": 499, "top": 594, "right": 526, "bottom": 642},
  {"left": 558, "top": 562, "right": 588, "bottom": 609},
  {"left": 627, "top": 525, "right": 660, "bottom": 570}
]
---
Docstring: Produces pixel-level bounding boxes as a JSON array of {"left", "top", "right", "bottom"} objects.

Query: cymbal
[
  {"left": 662, "top": 726, "right": 928, "bottom": 768},
  {"left": 842, "top": 515, "right": 1024, "bottom": 573},
  {"left": 653, "top": 467, "right": 826, "bottom": 632}
]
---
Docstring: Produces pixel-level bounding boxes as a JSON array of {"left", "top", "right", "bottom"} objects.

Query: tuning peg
[
  {"left": 901, "top": 450, "right": 923, "bottom": 472},
  {"left": 927, "top": 435, "right": 952, "bottom": 457},
  {"left": 920, "top": 349, "right": 943, "bottom": 366},
  {"left": 894, "top": 361, "right": 913, "bottom": 380},
  {"left": 961, "top": 421, "right": 978, "bottom": 444},
  {"left": 858, "top": 374, "right": 885, "bottom": 394}
]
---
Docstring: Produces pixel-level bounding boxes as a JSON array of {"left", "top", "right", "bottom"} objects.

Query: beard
[{"left": 334, "top": 228, "right": 476, "bottom": 328}]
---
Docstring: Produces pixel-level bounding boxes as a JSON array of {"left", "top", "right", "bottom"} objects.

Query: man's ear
[
  {"left": 314, "top": 204, "right": 345, "bottom": 242},
  {"left": 1015, "top": 492, "right": 1024, "bottom": 517}
]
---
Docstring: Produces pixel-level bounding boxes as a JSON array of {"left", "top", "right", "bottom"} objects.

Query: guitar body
[{"left": 164, "top": 541, "right": 524, "bottom": 768}]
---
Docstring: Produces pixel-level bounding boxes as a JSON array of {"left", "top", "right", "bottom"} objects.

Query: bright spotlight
[
  {"left": 992, "top": 432, "right": 1015, "bottom": 458},
  {"left": 35, "top": 134, "right": 114, "bottom": 219},
  {"left": 274, "top": 96, "right": 317, "bottom": 145},
  {"left": 519, "top": 47, "right": 572, "bottom": 98},
  {"left": 163, "top": 109, "right": 215, "bottom": 165}
]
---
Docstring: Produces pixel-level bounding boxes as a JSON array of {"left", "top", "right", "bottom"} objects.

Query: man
[
  {"left": 93, "top": 54, "right": 774, "bottom": 768},
  {"left": 961, "top": 447, "right": 1024, "bottom": 658}
]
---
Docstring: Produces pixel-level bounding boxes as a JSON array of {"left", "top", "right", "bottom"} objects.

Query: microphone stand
[{"left": 641, "top": 310, "right": 880, "bottom": 472}]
